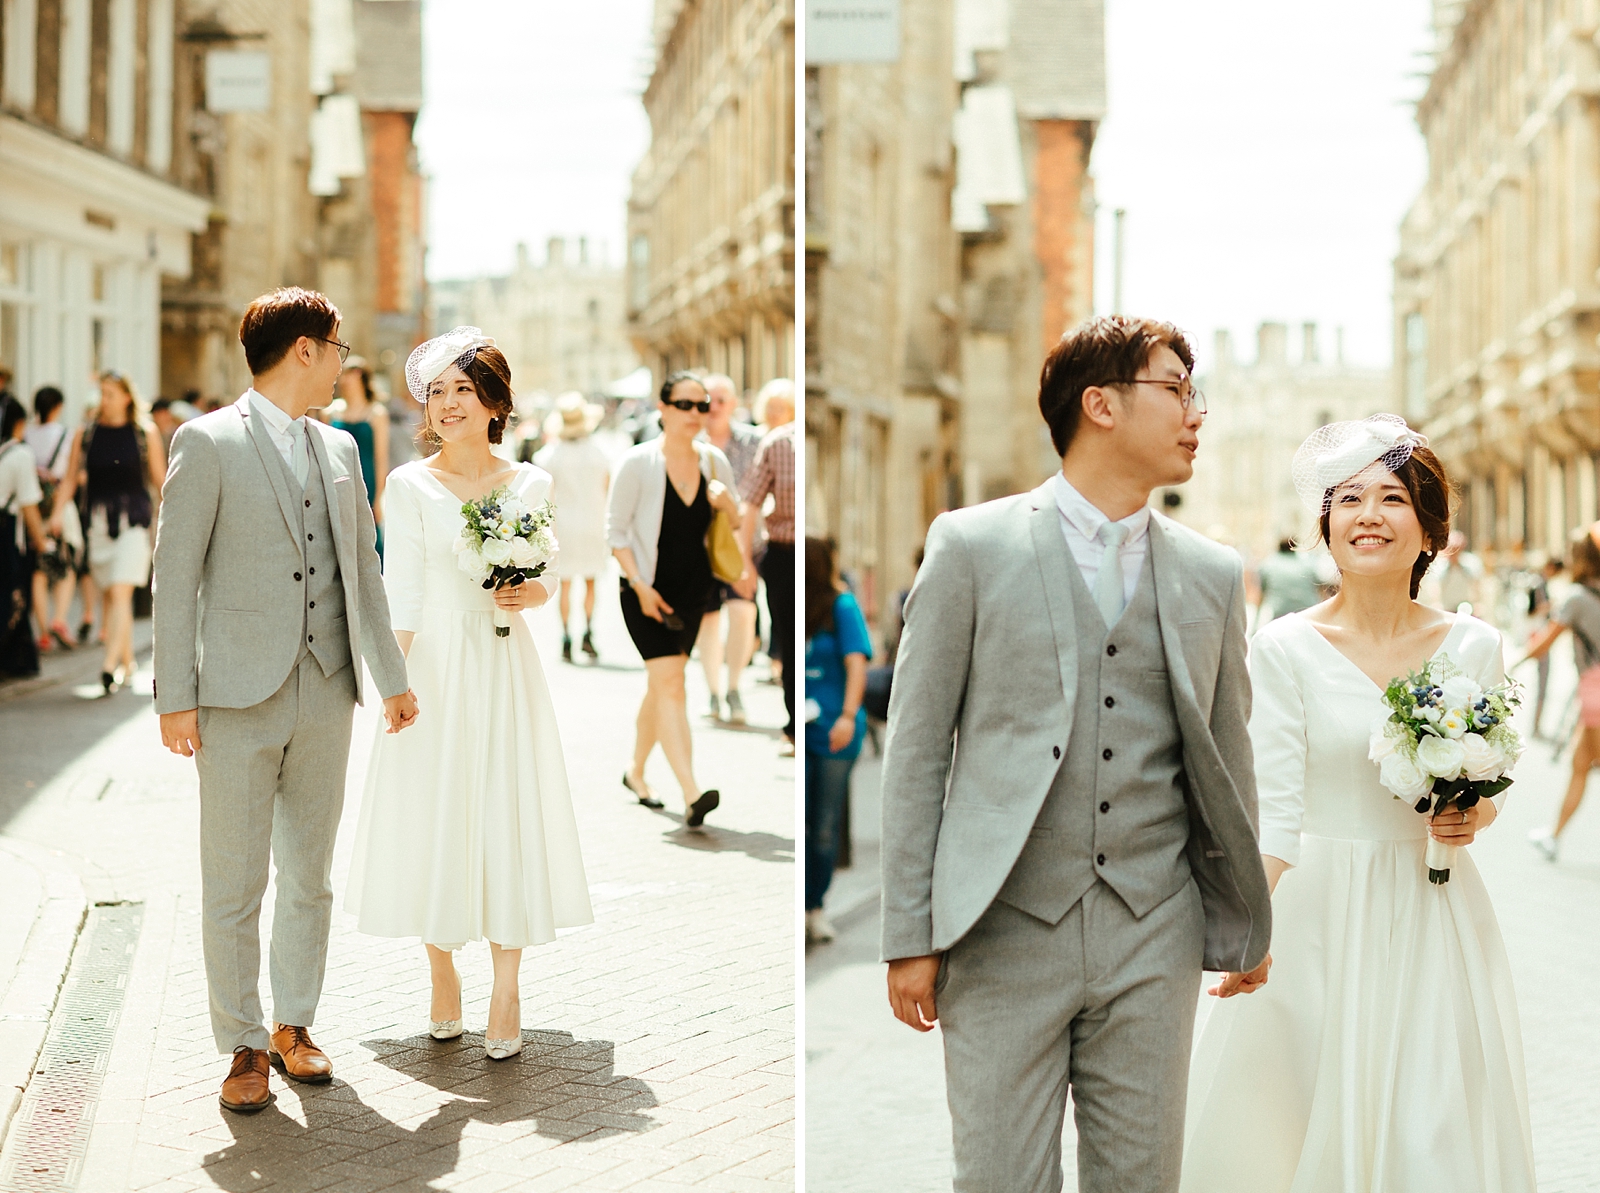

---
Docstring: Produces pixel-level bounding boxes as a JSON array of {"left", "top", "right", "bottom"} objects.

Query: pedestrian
[
  {"left": 153, "top": 286, "right": 418, "bottom": 1113},
  {"left": 1526, "top": 555, "right": 1563, "bottom": 736},
  {"left": 741, "top": 378, "right": 796, "bottom": 754},
  {"left": 1254, "top": 536, "right": 1322, "bottom": 629},
  {"left": 803, "top": 535, "right": 869, "bottom": 946},
  {"left": 25, "top": 386, "right": 80, "bottom": 652},
  {"left": 345, "top": 327, "right": 592, "bottom": 1061},
  {"left": 878, "top": 316, "right": 1271, "bottom": 1190},
  {"left": 51, "top": 372, "right": 166, "bottom": 694},
  {"left": 1429, "top": 529, "right": 1486, "bottom": 614},
  {"left": 534, "top": 392, "right": 610, "bottom": 662},
  {"left": 331, "top": 356, "right": 391, "bottom": 557},
  {"left": 149, "top": 396, "right": 184, "bottom": 457},
  {"left": 606, "top": 371, "right": 742, "bottom": 827},
  {"left": 1, "top": 397, "right": 47, "bottom": 678},
  {"left": 696, "top": 373, "right": 763, "bottom": 722},
  {"left": 1521, "top": 524, "right": 1600, "bottom": 862}
]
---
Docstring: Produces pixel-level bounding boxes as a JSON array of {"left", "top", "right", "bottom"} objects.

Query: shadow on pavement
[
  {"left": 663, "top": 822, "right": 795, "bottom": 864},
  {"left": 202, "top": 1030, "right": 658, "bottom": 1191}
]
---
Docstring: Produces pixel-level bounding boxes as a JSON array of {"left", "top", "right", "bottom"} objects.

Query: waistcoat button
[
  {"left": 1100, "top": 801, "right": 1110, "bottom": 813},
  {"left": 1106, "top": 644, "right": 1117, "bottom": 657},
  {"left": 1052, "top": 746, "right": 1060, "bottom": 759},
  {"left": 293, "top": 572, "right": 301, "bottom": 581},
  {"left": 307, "top": 635, "right": 314, "bottom": 643},
  {"left": 1102, "top": 748, "right": 1113, "bottom": 760},
  {"left": 309, "top": 602, "right": 315, "bottom": 609},
  {"left": 307, "top": 533, "right": 314, "bottom": 541},
  {"left": 309, "top": 567, "right": 315, "bottom": 575},
  {"left": 1104, "top": 696, "right": 1114, "bottom": 708},
  {"left": 305, "top": 499, "right": 311, "bottom": 508},
  {"left": 1096, "top": 853, "right": 1106, "bottom": 866}
]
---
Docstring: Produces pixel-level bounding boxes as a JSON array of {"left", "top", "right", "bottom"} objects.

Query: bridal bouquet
[
  {"left": 455, "top": 486, "right": 556, "bottom": 637},
  {"left": 1369, "top": 657, "right": 1523, "bottom": 884}
]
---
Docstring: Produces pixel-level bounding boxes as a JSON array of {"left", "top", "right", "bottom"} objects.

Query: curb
[{"left": 0, "top": 839, "right": 88, "bottom": 1156}]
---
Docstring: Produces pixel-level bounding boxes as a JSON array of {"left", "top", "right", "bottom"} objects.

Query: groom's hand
[
  {"left": 383, "top": 689, "right": 419, "bottom": 733},
  {"left": 887, "top": 954, "right": 943, "bottom": 1031},
  {"left": 160, "top": 709, "right": 202, "bottom": 757},
  {"left": 1208, "top": 953, "right": 1271, "bottom": 998}
]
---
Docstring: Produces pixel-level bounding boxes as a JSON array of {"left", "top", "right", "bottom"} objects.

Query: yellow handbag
[{"left": 708, "top": 508, "right": 744, "bottom": 584}]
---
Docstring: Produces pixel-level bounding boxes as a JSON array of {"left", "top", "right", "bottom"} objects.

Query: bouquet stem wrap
[
  {"left": 493, "top": 606, "right": 512, "bottom": 638},
  {"left": 1425, "top": 837, "right": 1455, "bottom": 885}
]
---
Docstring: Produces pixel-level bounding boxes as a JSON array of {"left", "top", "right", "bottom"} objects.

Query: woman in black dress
[{"left": 606, "top": 373, "right": 741, "bottom": 827}]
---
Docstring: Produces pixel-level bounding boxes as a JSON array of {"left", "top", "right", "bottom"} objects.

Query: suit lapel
[
  {"left": 1149, "top": 517, "right": 1204, "bottom": 724},
  {"left": 240, "top": 395, "right": 304, "bottom": 555},
  {"left": 306, "top": 424, "right": 356, "bottom": 579},
  {"left": 1025, "top": 481, "right": 1080, "bottom": 707}
]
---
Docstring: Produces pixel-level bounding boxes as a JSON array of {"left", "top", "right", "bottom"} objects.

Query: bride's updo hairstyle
[
  {"left": 457, "top": 345, "right": 514, "bottom": 444},
  {"left": 1314, "top": 447, "right": 1452, "bottom": 600}
]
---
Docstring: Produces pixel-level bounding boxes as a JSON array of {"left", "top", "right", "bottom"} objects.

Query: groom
[
  {"left": 880, "top": 315, "right": 1274, "bottom": 1191},
  {"left": 153, "top": 287, "right": 418, "bottom": 1113}
]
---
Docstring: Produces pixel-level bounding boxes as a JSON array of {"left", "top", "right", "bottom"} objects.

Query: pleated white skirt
[
  {"left": 345, "top": 607, "right": 594, "bottom": 949},
  {"left": 1181, "top": 834, "right": 1535, "bottom": 1193}
]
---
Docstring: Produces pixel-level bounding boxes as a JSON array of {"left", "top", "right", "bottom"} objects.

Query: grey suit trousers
[
  {"left": 195, "top": 654, "right": 357, "bottom": 1052},
  {"left": 939, "top": 879, "right": 1206, "bottom": 1193}
]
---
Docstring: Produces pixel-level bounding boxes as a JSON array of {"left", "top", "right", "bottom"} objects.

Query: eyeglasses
[
  {"left": 665, "top": 398, "right": 711, "bottom": 414},
  {"left": 314, "top": 336, "right": 352, "bottom": 364},
  {"left": 1120, "top": 376, "right": 1206, "bottom": 415}
]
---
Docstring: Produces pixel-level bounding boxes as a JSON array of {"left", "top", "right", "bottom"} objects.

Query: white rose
[
  {"left": 1368, "top": 722, "right": 1401, "bottom": 763},
  {"left": 479, "top": 537, "right": 513, "bottom": 567},
  {"left": 509, "top": 536, "right": 538, "bottom": 567},
  {"left": 1459, "top": 733, "right": 1503, "bottom": 782},
  {"left": 452, "top": 531, "right": 473, "bottom": 554},
  {"left": 500, "top": 496, "right": 528, "bottom": 520},
  {"left": 1437, "top": 709, "right": 1468, "bottom": 739},
  {"left": 1420, "top": 705, "right": 1443, "bottom": 723},
  {"left": 1379, "top": 753, "right": 1433, "bottom": 801},
  {"left": 1440, "top": 675, "right": 1481, "bottom": 711},
  {"left": 1415, "top": 734, "right": 1466, "bottom": 779},
  {"left": 458, "top": 551, "right": 491, "bottom": 583}
]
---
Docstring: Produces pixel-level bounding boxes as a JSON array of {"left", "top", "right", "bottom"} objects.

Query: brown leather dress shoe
[
  {"left": 219, "top": 1046, "right": 273, "bottom": 1113},
  {"left": 269, "top": 1024, "right": 333, "bottom": 1083}
]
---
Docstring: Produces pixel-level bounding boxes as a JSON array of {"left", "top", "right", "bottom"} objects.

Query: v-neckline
[
  {"left": 1296, "top": 612, "right": 1461, "bottom": 695},
  {"left": 419, "top": 462, "right": 523, "bottom": 506}
]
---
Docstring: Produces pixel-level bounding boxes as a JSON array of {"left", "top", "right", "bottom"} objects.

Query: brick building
[
  {"left": 626, "top": 0, "right": 796, "bottom": 395},
  {"left": 1394, "top": 0, "right": 1600, "bottom": 559}
]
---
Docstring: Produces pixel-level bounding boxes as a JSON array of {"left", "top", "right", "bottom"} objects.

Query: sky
[
  {"left": 1091, "top": 0, "right": 1435, "bottom": 369},
  {"left": 415, "top": 0, "right": 655, "bottom": 280}
]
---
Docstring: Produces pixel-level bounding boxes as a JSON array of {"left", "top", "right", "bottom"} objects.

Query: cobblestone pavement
[
  {"left": 806, "top": 650, "right": 1600, "bottom": 1192},
  {"left": 0, "top": 573, "right": 795, "bottom": 1192}
]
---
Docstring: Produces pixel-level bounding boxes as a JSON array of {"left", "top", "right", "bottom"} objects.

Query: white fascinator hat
[
  {"left": 1291, "top": 414, "right": 1429, "bottom": 517},
  {"left": 404, "top": 326, "right": 496, "bottom": 403}
]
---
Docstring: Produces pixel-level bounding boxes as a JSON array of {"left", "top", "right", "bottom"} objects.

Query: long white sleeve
[
  {"left": 1249, "top": 630, "right": 1308, "bottom": 866},
  {"left": 383, "top": 472, "right": 425, "bottom": 633}
]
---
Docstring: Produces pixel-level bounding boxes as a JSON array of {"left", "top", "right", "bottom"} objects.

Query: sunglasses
[{"left": 664, "top": 398, "right": 711, "bottom": 414}]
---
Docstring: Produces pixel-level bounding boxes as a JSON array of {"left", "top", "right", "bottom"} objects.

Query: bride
[
  {"left": 1181, "top": 416, "right": 1536, "bottom": 1191},
  {"left": 345, "top": 327, "right": 593, "bottom": 1060}
]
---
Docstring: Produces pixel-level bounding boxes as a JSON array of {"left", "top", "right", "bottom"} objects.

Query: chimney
[
  {"left": 547, "top": 236, "right": 565, "bottom": 266},
  {"left": 1302, "top": 321, "right": 1319, "bottom": 364},
  {"left": 578, "top": 236, "right": 589, "bottom": 265},
  {"left": 1257, "top": 321, "right": 1287, "bottom": 367},
  {"left": 516, "top": 242, "right": 529, "bottom": 271},
  {"left": 1212, "top": 328, "right": 1234, "bottom": 371}
]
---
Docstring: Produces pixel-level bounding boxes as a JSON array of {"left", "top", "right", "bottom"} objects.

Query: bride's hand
[
  {"left": 1428, "top": 799, "right": 1495, "bottom": 846},
  {"left": 494, "top": 579, "right": 548, "bottom": 612},
  {"left": 1208, "top": 954, "right": 1271, "bottom": 998}
]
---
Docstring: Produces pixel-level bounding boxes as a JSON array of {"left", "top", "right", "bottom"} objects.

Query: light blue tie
[
  {"left": 290, "top": 420, "right": 309, "bottom": 489},
  {"left": 1094, "top": 521, "right": 1129, "bottom": 627}
]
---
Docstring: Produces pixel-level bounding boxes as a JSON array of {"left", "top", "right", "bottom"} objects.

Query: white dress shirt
[
  {"left": 1051, "top": 471, "right": 1151, "bottom": 605},
  {"left": 247, "top": 388, "right": 309, "bottom": 486}
]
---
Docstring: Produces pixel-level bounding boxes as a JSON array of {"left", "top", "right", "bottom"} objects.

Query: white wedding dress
[
  {"left": 345, "top": 460, "right": 593, "bottom": 949},
  {"left": 1181, "top": 611, "right": 1535, "bottom": 1192}
]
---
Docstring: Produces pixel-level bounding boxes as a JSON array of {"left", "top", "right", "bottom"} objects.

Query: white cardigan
[{"left": 605, "top": 437, "right": 734, "bottom": 587}]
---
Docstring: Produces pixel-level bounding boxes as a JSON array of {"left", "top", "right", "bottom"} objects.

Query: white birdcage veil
[
  {"left": 1291, "top": 414, "right": 1429, "bottom": 516},
  {"left": 404, "top": 326, "right": 496, "bottom": 403}
]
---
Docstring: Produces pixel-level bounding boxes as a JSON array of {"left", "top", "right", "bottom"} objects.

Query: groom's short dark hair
[
  {"left": 239, "top": 288, "right": 341, "bottom": 376},
  {"left": 1038, "top": 315, "right": 1195, "bottom": 455}
]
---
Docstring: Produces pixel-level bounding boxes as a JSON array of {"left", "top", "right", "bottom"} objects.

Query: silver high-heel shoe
[
  {"left": 429, "top": 1019, "right": 463, "bottom": 1040},
  {"left": 485, "top": 1035, "right": 522, "bottom": 1061}
]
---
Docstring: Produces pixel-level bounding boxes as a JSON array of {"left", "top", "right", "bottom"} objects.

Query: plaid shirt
[{"left": 740, "top": 422, "right": 795, "bottom": 545}]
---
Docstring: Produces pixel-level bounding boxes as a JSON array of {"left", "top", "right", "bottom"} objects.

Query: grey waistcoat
[
  {"left": 996, "top": 550, "right": 1191, "bottom": 924},
  {"left": 268, "top": 445, "right": 351, "bottom": 677}
]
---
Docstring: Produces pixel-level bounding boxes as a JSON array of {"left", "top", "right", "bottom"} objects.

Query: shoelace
[
  {"left": 229, "top": 1046, "right": 263, "bottom": 1076},
  {"left": 278, "top": 1025, "right": 314, "bottom": 1052}
]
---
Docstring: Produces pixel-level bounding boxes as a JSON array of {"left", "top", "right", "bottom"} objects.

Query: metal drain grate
[{"left": 0, "top": 903, "right": 142, "bottom": 1192}]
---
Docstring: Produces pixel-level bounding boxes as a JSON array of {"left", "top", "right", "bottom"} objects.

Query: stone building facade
[
  {"left": 1180, "top": 322, "right": 1391, "bottom": 562},
  {"left": 430, "top": 237, "right": 639, "bottom": 399},
  {"left": 0, "top": 0, "right": 209, "bottom": 415},
  {"left": 626, "top": 0, "right": 795, "bottom": 395},
  {"left": 159, "top": 0, "right": 424, "bottom": 406},
  {"left": 806, "top": 0, "right": 1104, "bottom": 639},
  {"left": 1394, "top": 0, "right": 1600, "bottom": 560}
]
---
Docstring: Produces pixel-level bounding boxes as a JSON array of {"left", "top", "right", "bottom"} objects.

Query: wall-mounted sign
[
  {"left": 206, "top": 50, "right": 271, "bottom": 112},
  {"left": 806, "top": 0, "right": 900, "bottom": 64}
]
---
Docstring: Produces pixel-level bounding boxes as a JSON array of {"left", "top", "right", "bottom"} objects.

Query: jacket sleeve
[
  {"left": 151, "top": 423, "right": 219, "bottom": 713},
  {"left": 878, "top": 513, "right": 975, "bottom": 961},
  {"left": 352, "top": 443, "right": 407, "bottom": 701},
  {"left": 606, "top": 452, "right": 641, "bottom": 552},
  {"left": 1247, "top": 629, "right": 1307, "bottom": 866},
  {"left": 1209, "top": 563, "right": 1258, "bottom": 831}
]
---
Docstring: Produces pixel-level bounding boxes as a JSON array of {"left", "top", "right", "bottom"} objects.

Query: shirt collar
[
  {"left": 1052, "top": 472, "right": 1151, "bottom": 545},
  {"left": 246, "top": 388, "right": 301, "bottom": 439}
]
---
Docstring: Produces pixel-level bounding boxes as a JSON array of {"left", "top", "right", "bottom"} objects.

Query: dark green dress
[{"left": 333, "top": 417, "right": 383, "bottom": 558}]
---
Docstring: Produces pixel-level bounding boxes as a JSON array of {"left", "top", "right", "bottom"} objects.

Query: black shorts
[
  {"left": 704, "top": 580, "right": 758, "bottom": 612},
  {"left": 620, "top": 579, "right": 705, "bottom": 660}
]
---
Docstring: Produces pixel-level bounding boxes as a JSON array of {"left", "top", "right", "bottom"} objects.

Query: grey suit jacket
[
  {"left": 878, "top": 479, "right": 1272, "bottom": 973},
  {"left": 152, "top": 393, "right": 408, "bottom": 713}
]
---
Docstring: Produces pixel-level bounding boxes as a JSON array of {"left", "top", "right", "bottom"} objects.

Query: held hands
[
  {"left": 1428, "top": 799, "right": 1495, "bottom": 846},
  {"left": 382, "top": 689, "right": 420, "bottom": 734},
  {"left": 887, "top": 954, "right": 943, "bottom": 1031},
  {"left": 1208, "top": 954, "right": 1271, "bottom": 998},
  {"left": 160, "top": 709, "right": 202, "bottom": 757},
  {"left": 493, "top": 579, "right": 548, "bottom": 613}
]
